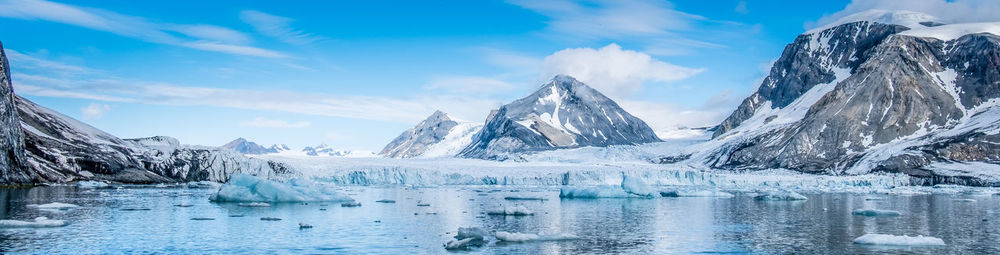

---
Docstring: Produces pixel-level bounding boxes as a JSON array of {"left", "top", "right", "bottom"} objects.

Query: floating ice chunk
[
  {"left": 852, "top": 234, "right": 945, "bottom": 246},
  {"left": 26, "top": 202, "right": 80, "bottom": 210},
  {"left": 209, "top": 175, "right": 354, "bottom": 203},
  {"left": 487, "top": 205, "right": 534, "bottom": 216},
  {"left": 445, "top": 227, "right": 488, "bottom": 250},
  {"left": 238, "top": 202, "right": 271, "bottom": 207},
  {"left": 455, "top": 227, "right": 489, "bottom": 241},
  {"left": 754, "top": 190, "right": 808, "bottom": 201},
  {"left": 621, "top": 175, "right": 655, "bottom": 197},
  {"left": 260, "top": 217, "right": 282, "bottom": 221},
  {"left": 444, "top": 237, "right": 477, "bottom": 250},
  {"left": 852, "top": 209, "right": 902, "bottom": 217},
  {"left": 0, "top": 217, "right": 68, "bottom": 228},
  {"left": 341, "top": 201, "right": 362, "bottom": 207},
  {"left": 299, "top": 223, "right": 313, "bottom": 229},
  {"left": 76, "top": 181, "right": 109, "bottom": 188},
  {"left": 187, "top": 181, "right": 221, "bottom": 189},
  {"left": 504, "top": 196, "right": 547, "bottom": 201},
  {"left": 954, "top": 199, "right": 977, "bottom": 202},
  {"left": 175, "top": 202, "right": 193, "bottom": 207},
  {"left": 660, "top": 189, "right": 734, "bottom": 198},
  {"left": 190, "top": 217, "right": 214, "bottom": 221},
  {"left": 375, "top": 199, "right": 396, "bottom": 203},
  {"left": 495, "top": 231, "right": 579, "bottom": 242},
  {"left": 559, "top": 186, "right": 631, "bottom": 198}
]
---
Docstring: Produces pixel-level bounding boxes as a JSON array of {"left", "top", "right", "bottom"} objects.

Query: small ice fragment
[
  {"left": 455, "top": 227, "right": 489, "bottom": 241},
  {"left": 852, "top": 209, "right": 902, "bottom": 217},
  {"left": 76, "top": 181, "right": 110, "bottom": 188},
  {"left": 852, "top": 234, "right": 945, "bottom": 246},
  {"left": 0, "top": 217, "right": 68, "bottom": 228},
  {"left": 444, "top": 238, "right": 477, "bottom": 250},
  {"left": 487, "top": 205, "right": 534, "bottom": 216},
  {"left": 341, "top": 201, "right": 362, "bottom": 207},
  {"left": 238, "top": 202, "right": 271, "bottom": 207},
  {"left": 26, "top": 202, "right": 80, "bottom": 210},
  {"left": 754, "top": 190, "right": 808, "bottom": 201},
  {"left": 659, "top": 189, "right": 734, "bottom": 198},
  {"left": 954, "top": 199, "right": 976, "bottom": 202},
  {"left": 495, "top": 231, "right": 578, "bottom": 242},
  {"left": 504, "top": 196, "right": 547, "bottom": 201},
  {"left": 299, "top": 223, "right": 313, "bottom": 229},
  {"left": 417, "top": 203, "right": 431, "bottom": 207},
  {"left": 175, "top": 202, "right": 193, "bottom": 207},
  {"left": 190, "top": 217, "right": 214, "bottom": 221},
  {"left": 260, "top": 217, "right": 282, "bottom": 221},
  {"left": 375, "top": 199, "right": 396, "bottom": 203}
]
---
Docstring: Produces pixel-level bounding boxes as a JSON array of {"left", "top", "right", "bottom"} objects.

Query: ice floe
[
  {"left": 76, "top": 181, "right": 110, "bottom": 188},
  {"left": 0, "top": 217, "right": 68, "bottom": 228},
  {"left": 26, "top": 202, "right": 80, "bottom": 210},
  {"left": 753, "top": 189, "right": 808, "bottom": 201},
  {"left": 487, "top": 205, "right": 534, "bottom": 216},
  {"left": 852, "top": 234, "right": 945, "bottom": 246},
  {"left": 209, "top": 174, "right": 354, "bottom": 203},
  {"left": 852, "top": 209, "right": 902, "bottom": 217},
  {"left": 494, "top": 231, "right": 579, "bottom": 242}
]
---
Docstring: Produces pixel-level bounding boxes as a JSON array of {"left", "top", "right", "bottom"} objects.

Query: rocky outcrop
[
  {"left": 460, "top": 75, "right": 660, "bottom": 160},
  {"left": 0, "top": 41, "right": 32, "bottom": 184}
]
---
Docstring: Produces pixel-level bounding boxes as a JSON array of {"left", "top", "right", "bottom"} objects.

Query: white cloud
[
  {"left": 240, "top": 10, "right": 323, "bottom": 46},
  {"left": 0, "top": 0, "right": 285, "bottom": 58},
  {"left": 424, "top": 76, "right": 514, "bottom": 94},
  {"left": 541, "top": 43, "right": 704, "bottom": 99},
  {"left": 81, "top": 103, "right": 110, "bottom": 119},
  {"left": 508, "top": 0, "right": 699, "bottom": 39},
  {"left": 242, "top": 117, "right": 310, "bottom": 128},
  {"left": 813, "top": 0, "right": 1000, "bottom": 28}
]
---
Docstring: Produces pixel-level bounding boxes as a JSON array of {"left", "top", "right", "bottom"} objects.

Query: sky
[{"left": 1, "top": 0, "right": 997, "bottom": 151}]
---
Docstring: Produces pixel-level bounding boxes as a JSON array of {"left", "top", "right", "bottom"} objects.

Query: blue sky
[{"left": 1, "top": 0, "right": 984, "bottom": 151}]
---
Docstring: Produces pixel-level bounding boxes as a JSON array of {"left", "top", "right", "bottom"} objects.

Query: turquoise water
[{"left": 0, "top": 185, "right": 997, "bottom": 254}]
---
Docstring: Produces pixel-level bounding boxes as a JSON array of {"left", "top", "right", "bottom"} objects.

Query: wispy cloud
[
  {"left": 424, "top": 76, "right": 514, "bottom": 94},
  {"left": 240, "top": 10, "right": 324, "bottom": 46},
  {"left": 241, "top": 117, "right": 310, "bottom": 128},
  {"left": 0, "top": 0, "right": 285, "bottom": 58},
  {"left": 541, "top": 43, "right": 704, "bottom": 99},
  {"left": 81, "top": 103, "right": 110, "bottom": 119},
  {"left": 812, "top": 0, "right": 1000, "bottom": 29}
]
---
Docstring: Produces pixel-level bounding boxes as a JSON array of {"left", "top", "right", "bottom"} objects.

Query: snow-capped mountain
[
  {"left": 460, "top": 75, "right": 661, "bottom": 159},
  {"left": 302, "top": 143, "right": 375, "bottom": 158},
  {"left": 0, "top": 42, "right": 293, "bottom": 184},
  {"left": 221, "top": 138, "right": 285, "bottom": 154},
  {"left": 0, "top": 41, "right": 31, "bottom": 183},
  {"left": 380, "top": 110, "right": 483, "bottom": 158},
  {"left": 700, "top": 10, "right": 1000, "bottom": 183}
]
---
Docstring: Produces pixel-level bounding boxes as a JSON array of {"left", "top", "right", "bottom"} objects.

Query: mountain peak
[
  {"left": 222, "top": 137, "right": 277, "bottom": 155},
  {"left": 808, "top": 10, "right": 941, "bottom": 34}
]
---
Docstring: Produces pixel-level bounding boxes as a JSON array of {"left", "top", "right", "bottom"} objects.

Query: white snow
[
  {"left": 237, "top": 202, "right": 271, "bottom": 207},
  {"left": 852, "top": 234, "right": 945, "bottom": 246},
  {"left": 418, "top": 122, "right": 483, "bottom": 158},
  {"left": 209, "top": 174, "right": 354, "bottom": 203},
  {"left": 808, "top": 10, "right": 941, "bottom": 34},
  {"left": 495, "top": 231, "right": 579, "bottom": 242},
  {"left": 852, "top": 209, "right": 902, "bottom": 217},
  {"left": 901, "top": 22, "right": 1000, "bottom": 41},
  {"left": 0, "top": 217, "right": 68, "bottom": 228}
]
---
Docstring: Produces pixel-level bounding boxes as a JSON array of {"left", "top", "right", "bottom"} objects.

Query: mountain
[
  {"left": 460, "top": 75, "right": 661, "bottom": 159},
  {"left": 380, "top": 110, "right": 483, "bottom": 158},
  {"left": 0, "top": 41, "right": 32, "bottom": 184},
  {"left": 303, "top": 143, "right": 375, "bottom": 157},
  {"left": 222, "top": 138, "right": 278, "bottom": 154},
  {"left": 0, "top": 44, "right": 292, "bottom": 184},
  {"left": 701, "top": 10, "right": 1000, "bottom": 184}
]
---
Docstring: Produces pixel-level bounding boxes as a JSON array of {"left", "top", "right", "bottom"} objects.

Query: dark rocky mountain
[
  {"left": 460, "top": 75, "right": 661, "bottom": 160},
  {"left": 701, "top": 10, "right": 1000, "bottom": 185},
  {"left": 222, "top": 138, "right": 278, "bottom": 154},
  {"left": 0, "top": 41, "right": 32, "bottom": 184}
]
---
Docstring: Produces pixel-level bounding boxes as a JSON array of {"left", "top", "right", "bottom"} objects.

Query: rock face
[
  {"left": 17, "top": 97, "right": 293, "bottom": 183},
  {"left": 460, "top": 75, "right": 660, "bottom": 159},
  {"left": 222, "top": 138, "right": 278, "bottom": 154},
  {"left": 0, "top": 41, "right": 33, "bottom": 184},
  {"left": 380, "top": 111, "right": 482, "bottom": 158},
  {"left": 704, "top": 10, "right": 1000, "bottom": 184}
]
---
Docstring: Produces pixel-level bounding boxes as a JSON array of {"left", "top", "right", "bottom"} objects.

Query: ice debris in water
[
  {"left": 238, "top": 202, "right": 271, "bottom": 207},
  {"left": 0, "top": 217, "right": 68, "bottom": 228},
  {"left": 445, "top": 227, "right": 489, "bottom": 250},
  {"left": 659, "top": 189, "right": 734, "bottom": 198},
  {"left": 341, "top": 201, "right": 362, "bottom": 207},
  {"left": 852, "top": 234, "right": 945, "bottom": 246},
  {"left": 954, "top": 199, "right": 977, "bottom": 202},
  {"left": 209, "top": 174, "right": 354, "bottom": 203},
  {"left": 852, "top": 209, "right": 902, "bottom": 217},
  {"left": 375, "top": 199, "right": 396, "bottom": 203},
  {"left": 621, "top": 175, "right": 656, "bottom": 197},
  {"left": 445, "top": 238, "right": 477, "bottom": 250},
  {"left": 299, "top": 223, "right": 313, "bottom": 229},
  {"left": 504, "top": 196, "right": 547, "bottom": 201},
  {"left": 494, "top": 231, "right": 579, "bottom": 242},
  {"left": 753, "top": 189, "right": 808, "bottom": 201},
  {"left": 26, "top": 202, "right": 80, "bottom": 210},
  {"left": 487, "top": 205, "right": 534, "bottom": 216},
  {"left": 76, "top": 181, "right": 110, "bottom": 188}
]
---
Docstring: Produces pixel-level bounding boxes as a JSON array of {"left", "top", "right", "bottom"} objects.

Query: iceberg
[
  {"left": 494, "top": 231, "right": 579, "bottom": 242},
  {"left": 0, "top": 217, "right": 68, "bottom": 228},
  {"left": 210, "top": 174, "right": 354, "bottom": 203},
  {"left": 76, "top": 181, "right": 110, "bottom": 188},
  {"left": 487, "top": 205, "right": 534, "bottom": 216},
  {"left": 237, "top": 202, "right": 271, "bottom": 207},
  {"left": 444, "top": 227, "right": 489, "bottom": 250},
  {"left": 444, "top": 238, "right": 477, "bottom": 250},
  {"left": 455, "top": 227, "right": 489, "bottom": 241},
  {"left": 621, "top": 175, "right": 656, "bottom": 197},
  {"left": 852, "top": 234, "right": 945, "bottom": 246},
  {"left": 852, "top": 209, "right": 902, "bottom": 217},
  {"left": 659, "top": 189, "right": 734, "bottom": 198},
  {"left": 754, "top": 190, "right": 808, "bottom": 201}
]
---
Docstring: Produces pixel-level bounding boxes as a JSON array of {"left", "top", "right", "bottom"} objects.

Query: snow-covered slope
[
  {"left": 460, "top": 75, "right": 661, "bottom": 159},
  {"left": 221, "top": 138, "right": 278, "bottom": 155},
  {"left": 380, "top": 110, "right": 482, "bottom": 158},
  {"left": 302, "top": 143, "right": 375, "bottom": 158},
  {"left": 701, "top": 10, "right": 1000, "bottom": 185}
]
